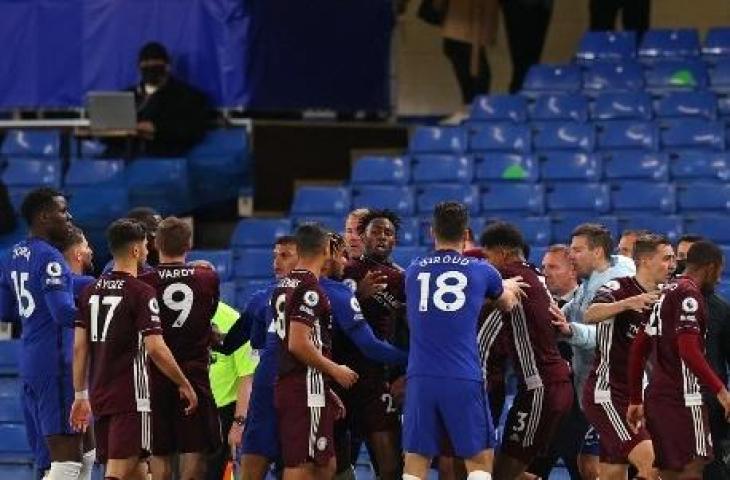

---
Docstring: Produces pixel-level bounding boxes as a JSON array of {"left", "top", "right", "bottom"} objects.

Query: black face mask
[
  {"left": 141, "top": 65, "right": 167, "bottom": 86},
  {"left": 675, "top": 259, "right": 687, "bottom": 276}
]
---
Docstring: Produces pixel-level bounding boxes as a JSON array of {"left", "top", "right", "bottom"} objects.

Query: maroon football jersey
[
  {"left": 75, "top": 272, "right": 162, "bottom": 416},
  {"left": 139, "top": 263, "right": 219, "bottom": 366},
  {"left": 273, "top": 269, "right": 333, "bottom": 381},
  {"left": 479, "top": 262, "right": 570, "bottom": 389},
  {"left": 586, "top": 276, "right": 649, "bottom": 402},
  {"left": 645, "top": 276, "right": 708, "bottom": 405}
]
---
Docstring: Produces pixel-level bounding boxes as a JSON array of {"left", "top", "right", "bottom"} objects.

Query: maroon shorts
[
  {"left": 275, "top": 375, "right": 336, "bottom": 468},
  {"left": 582, "top": 387, "right": 651, "bottom": 464},
  {"left": 646, "top": 397, "right": 713, "bottom": 471},
  {"left": 345, "top": 374, "right": 400, "bottom": 435},
  {"left": 501, "top": 382, "right": 573, "bottom": 464},
  {"left": 95, "top": 411, "right": 151, "bottom": 464},
  {"left": 150, "top": 365, "right": 221, "bottom": 456}
]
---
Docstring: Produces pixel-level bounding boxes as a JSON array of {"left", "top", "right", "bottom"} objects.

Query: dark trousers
[
  {"left": 589, "top": 0, "right": 651, "bottom": 40},
  {"left": 443, "top": 38, "right": 491, "bottom": 105},
  {"left": 705, "top": 397, "right": 730, "bottom": 480},
  {"left": 207, "top": 402, "right": 235, "bottom": 480},
  {"left": 500, "top": 0, "right": 554, "bottom": 94}
]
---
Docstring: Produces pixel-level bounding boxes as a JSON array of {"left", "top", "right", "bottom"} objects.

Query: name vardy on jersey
[{"left": 157, "top": 267, "right": 195, "bottom": 279}]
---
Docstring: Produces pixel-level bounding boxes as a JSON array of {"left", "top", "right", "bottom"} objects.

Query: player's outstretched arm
[
  {"left": 347, "top": 322, "right": 408, "bottom": 366},
  {"left": 214, "top": 312, "right": 253, "bottom": 355},
  {"left": 144, "top": 334, "right": 199, "bottom": 414},
  {"left": 584, "top": 293, "right": 658, "bottom": 324},
  {"left": 70, "top": 326, "right": 91, "bottom": 432},
  {"left": 288, "top": 321, "right": 358, "bottom": 388}
]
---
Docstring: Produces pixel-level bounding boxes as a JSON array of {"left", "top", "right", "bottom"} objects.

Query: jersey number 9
[{"left": 163, "top": 283, "right": 194, "bottom": 328}]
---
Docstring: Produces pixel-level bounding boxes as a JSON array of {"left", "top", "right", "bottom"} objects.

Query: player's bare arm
[
  {"left": 70, "top": 326, "right": 91, "bottom": 432},
  {"left": 584, "top": 292, "right": 659, "bottom": 324},
  {"left": 288, "top": 321, "right": 358, "bottom": 388},
  {"left": 144, "top": 334, "right": 198, "bottom": 414}
]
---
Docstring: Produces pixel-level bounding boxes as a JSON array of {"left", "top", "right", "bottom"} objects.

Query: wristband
[
  {"left": 75, "top": 390, "right": 89, "bottom": 400},
  {"left": 233, "top": 415, "right": 246, "bottom": 426}
]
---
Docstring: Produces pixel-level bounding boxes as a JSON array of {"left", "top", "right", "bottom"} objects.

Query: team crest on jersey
[
  {"left": 316, "top": 437, "right": 328, "bottom": 451},
  {"left": 343, "top": 278, "right": 357, "bottom": 293},
  {"left": 149, "top": 298, "right": 160, "bottom": 315},
  {"left": 682, "top": 297, "right": 699, "bottom": 313},
  {"left": 350, "top": 297, "right": 362, "bottom": 312},
  {"left": 46, "top": 262, "right": 62, "bottom": 277},
  {"left": 304, "top": 291, "right": 319, "bottom": 307}
]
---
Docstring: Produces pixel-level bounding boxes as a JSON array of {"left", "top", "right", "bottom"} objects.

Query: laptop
[{"left": 87, "top": 91, "right": 137, "bottom": 131}]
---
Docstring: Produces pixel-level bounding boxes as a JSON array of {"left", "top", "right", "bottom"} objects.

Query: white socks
[
  {"left": 467, "top": 470, "right": 492, "bottom": 480},
  {"left": 78, "top": 449, "right": 96, "bottom": 480},
  {"left": 46, "top": 461, "right": 82, "bottom": 480}
]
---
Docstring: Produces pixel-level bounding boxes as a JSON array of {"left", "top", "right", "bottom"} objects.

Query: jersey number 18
[{"left": 417, "top": 271, "right": 468, "bottom": 312}]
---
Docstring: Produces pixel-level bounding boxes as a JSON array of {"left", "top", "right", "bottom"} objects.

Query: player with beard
[
  {"left": 57, "top": 225, "right": 96, "bottom": 301},
  {"left": 342, "top": 210, "right": 406, "bottom": 480}
]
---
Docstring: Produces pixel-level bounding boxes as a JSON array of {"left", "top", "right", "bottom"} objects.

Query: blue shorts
[
  {"left": 403, "top": 376, "right": 495, "bottom": 458},
  {"left": 242, "top": 384, "right": 279, "bottom": 460}
]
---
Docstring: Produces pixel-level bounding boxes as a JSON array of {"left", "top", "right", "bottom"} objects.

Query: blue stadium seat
[
  {"left": 644, "top": 60, "right": 708, "bottom": 92},
  {"left": 0, "top": 423, "right": 31, "bottom": 457},
  {"left": 684, "top": 215, "right": 730, "bottom": 244},
  {"left": 0, "top": 463, "right": 34, "bottom": 480},
  {"left": 0, "top": 396, "right": 22, "bottom": 423},
  {"left": 703, "top": 27, "right": 730, "bottom": 60},
  {"left": 582, "top": 62, "right": 644, "bottom": 94},
  {"left": 655, "top": 91, "right": 717, "bottom": 120},
  {"left": 74, "top": 139, "right": 107, "bottom": 158},
  {"left": 670, "top": 151, "right": 730, "bottom": 182},
  {"left": 538, "top": 152, "right": 602, "bottom": 182},
  {"left": 619, "top": 214, "right": 683, "bottom": 243},
  {"left": 187, "top": 129, "right": 250, "bottom": 203},
  {"left": 125, "top": 158, "right": 191, "bottom": 214},
  {"left": 521, "top": 64, "right": 582, "bottom": 96},
  {"left": 604, "top": 151, "right": 670, "bottom": 181},
  {"left": 351, "top": 156, "right": 409, "bottom": 185},
  {"left": 290, "top": 186, "right": 350, "bottom": 216},
  {"left": 351, "top": 186, "right": 415, "bottom": 216},
  {"left": 709, "top": 59, "right": 730, "bottom": 94},
  {"left": 591, "top": 92, "right": 653, "bottom": 121},
  {"left": 721, "top": 246, "right": 730, "bottom": 277},
  {"left": 546, "top": 183, "right": 610, "bottom": 213},
  {"left": 416, "top": 184, "right": 480, "bottom": 215},
  {"left": 529, "top": 94, "right": 589, "bottom": 123},
  {"left": 468, "top": 123, "right": 531, "bottom": 153},
  {"left": 188, "top": 129, "right": 248, "bottom": 157},
  {"left": 398, "top": 217, "right": 420, "bottom": 246},
  {"left": 611, "top": 182, "right": 676, "bottom": 213},
  {"left": 230, "top": 218, "right": 292, "bottom": 248},
  {"left": 411, "top": 155, "right": 474, "bottom": 184},
  {"left": 187, "top": 250, "right": 234, "bottom": 281},
  {"left": 596, "top": 121, "right": 658, "bottom": 151},
  {"left": 291, "top": 215, "right": 344, "bottom": 233},
  {"left": 469, "top": 95, "right": 528, "bottom": 123},
  {"left": 483, "top": 216, "right": 552, "bottom": 247},
  {"left": 474, "top": 154, "right": 539, "bottom": 183},
  {"left": 533, "top": 123, "right": 595, "bottom": 152},
  {"left": 551, "top": 214, "right": 619, "bottom": 243},
  {"left": 481, "top": 184, "right": 545, "bottom": 215},
  {"left": 68, "top": 186, "right": 130, "bottom": 229},
  {"left": 529, "top": 246, "right": 549, "bottom": 265},
  {"left": 234, "top": 248, "right": 273, "bottom": 279},
  {"left": 391, "top": 247, "right": 427, "bottom": 268},
  {"left": 0, "top": 378, "right": 20, "bottom": 398},
  {"left": 236, "top": 280, "right": 269, "bottom": 311},
  {"left": 677, "top": 182, "right": 730, "bottom": 212},
  {"left": 639, "top": 28, "right": 701, "bottom": 61},
  {"left": 716, "top": 282, "right": 730, "bottom": 300},
  {"left": 720, "top": 95, "right": 730, "bottom": 121},
  {"left": 219, "top": 281, "right": 236, "bottom": 305},
  {"left": 575, "top": 31, "right": 636, "bottom": 64},
  {"left": 661, "top": 119, "right": 725, "bottom": 151},
  {"left": 65, "top": 159, "right": 125, "bottom": 187},
  {"left": 0, "top": 341, "right": 19, "bottom": 376},
  {"left": 2, "top": 158, "right": 62, "bottom": 189},
  {"left": 0, "top": 130, "right": 60, "bottom": 157},
  {"left": 409, "top": 127, "right": 467, "bottom": 154}
]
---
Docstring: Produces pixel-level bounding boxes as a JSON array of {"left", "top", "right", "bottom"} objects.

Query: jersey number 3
[{"left": 416, "top": 271, "right": 468, "bottom": 312}]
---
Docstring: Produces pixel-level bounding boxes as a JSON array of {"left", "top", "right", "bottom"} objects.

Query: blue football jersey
[
  {"left": 0, "top": 238, "right": 74, "bottom": 377},
  {"left": 406, "top": 249, "right": 503, "bottom": 381},
  {"left": 251, "top": 284, "right": 279, "bottom": 388},
  {"left": 321, "top": 278, "right": 365, "bottom": 333}
]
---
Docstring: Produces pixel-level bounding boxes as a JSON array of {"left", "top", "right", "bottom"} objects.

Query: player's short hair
[
  {"left": 633, "top": 233, "right": 671, "bottom": 263},
  {"left": 155, "top": 216, "right": 192, "bottom": 257},
  {"left": 275, "top": 235, "right": 297, "bottom": 247},
  {"left": 295, "top": 223, "right": 329, "bottom": 257},
  {"left": 107, "top": 219, "right": 147, "bottom": 255},
  {"left": 347, "top": 208, "right": 369, "bottom": 221},
  {"left": 329, "top": 232, "right": 346, "bottom": 255},
  {"left": 432, "top": 202, "right": 468, "bottom": 243},
  {"left": 20, "top": 187, "right": 64, "bottom": 225},
  {"left": 621, "top": 229, "right": 651, "bottom": 239},
  {"left": 480, "top": 222, "right": 525, "bottom": 256},
  {"left": 56, "top": 225, "right": 86, "bottom": 254},
  {"left": 358, "top": 209, "right": 401, "bottom": 235},
  {"left": 686, "top": 240, "right": 724, "bottom": 269},
  {"left": 547, "top": 244, "right": 570, "bottom": 256},
  {"left": 678, "top": 234, "right": 705, "bottom": 245},
  {"left": 572, "top": 223, "right": 613, "bottom": 261},
  {"left": 126, "top": 207, "right": 161, "bottom": 235}
]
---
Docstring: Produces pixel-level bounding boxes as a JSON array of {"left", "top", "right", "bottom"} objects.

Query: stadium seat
[
  {"left": 2, "top": 158, "right": 62, "bottom": 189},
  {"left": 638, "top": 28, "right": 701, "bottom": 61},
  {"left": 521, "top": 64, "right": 582, "bottom": 96},
  {"left": 411, "top": 155, "right": 474, "bottom": 184},
  {"left": 125, "top": 158, "right": 191, "bottom": 214},
  {"left": 533, "top": 123, "right": 595, "bottom": 152},
  {"left": 291, "top": 215, "right": 344, "bottom": 232},
  {"left": 575, "top": 31, "right": 637, "bottom": 64},
  {"left": 670, "top": 151, "right": 730, "bottom": 182},
  {"left": 684, "top": 215, "right": 730, "bottom": 243},
  {"left": 64, "top": 159, "right": 125, "bottom": 187},
  {"left": 474, "top": 154, "right": 539, "bottom": 183},
  {"left": 604, "top": 151, "right": 670, "bottom": 182},
  {"left": 655, "top": 91, "right": 717, "bottom": 121},
  {"left": 0, "top": 340, "right": 19, "bottom": 376},
  {"left": 391, "top": 247, "right": 427, "bottom": 268},
  {"left": 716, "top": 282, "right": 730, "bottom": 300},
  {"left": 483, "top": 216, "right": 552, "bottom": 247},
  {"left": 468, "top": 123, "right": 531, "bottom": 153},
  {"left": 235, "top": 280, "right": 270, "bottom": 311},
  {"left": 538, "top": 152, "right": 602, "bottom": 182},
  {"left": 398, "top": 217, "right": 420, "bottom": 246},
  {"left": 545, "top": 183, "right": 611, "bottom": 213},
  {"left": 219, "top": 281, "right": 236, "bottom": 305},
  {"left": 703, "top": 27, "right": 730, "bottom": 60},
  {"left": 74, "top": 139, "right": 107, "bottom": 158},
  {"left": 0, "top": 396, "right": 22, "bottom": 423},
  {"left": 610, "top": 182, "right": 676, "bottom": 213},
  {"left": 551, "top": 214, "right": 619, "bottom": 243},
  {"left": 409, "top": 126, "right": 467, "bottom": 154},
  {"left": 416, "top": 184, "right": 480, "bottom": 215},
  {"left": 529, "top": 94, "right": 589, "bottom": 123},
  {"left": 68, "top": 186, "right": 130, "bottom": 229},
  {"left": 0, "top": 463, "right": 34, "bottom": 480},
  {"left": 187, "top": 129, "right": 250, "bottom": 203},
  {"left": 582, "top": 62, "right": 644, "bottom": 94},
  {"left": 677, "top": 182, "right": 730, "bottom": 212},
  {"left": 596, "top": 121, "right": 658, "bottom": 151},
  {"left": 188, "top": 129, "right": 249, "bottom": 157},
  {"left": 351, "top": 186, "right": 415, "bottom": 216},
  {"left": 661, "top": 119, "right": 725, "bottom": 151},
  {"left": 351, "top": 156, "right": 409, "bottom": 185},
  {"left": 709, "top": 58, "right": 730, "bottom": 94},
  {"left": 0, "top": 378, "right": 20, "bottom": 398},
  {"left": 469, "top": 95, "right": 528, "bottom": 123},
  {"left": 234, "top": 248, "right": 273, "bottom": 279},
  {"left": 619, "top": 214, "right": 683, "bottom": 243},
  {"left": 230, "top": 218, "right": 292, "bottom": 248},
  {"left": 0, "top": 130, "right": 60, "bottom": 157},
  {"left": 481, "top": 184, "right": 545, "bottom": 215},
  {"left": 643, "top": 60, "right": 708, "bottom": 92},
  {"left": 0, "top": 423, "right": 31, "bottom": 457},
  {"left": 591, "top": 92, "right": 653, "bottom": 121},
  {"left": 290, "top": 186, "right": 350, "bottom": 216},
  {"left": 187, "top": 250, "right": 234, "bottom": 281}
]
